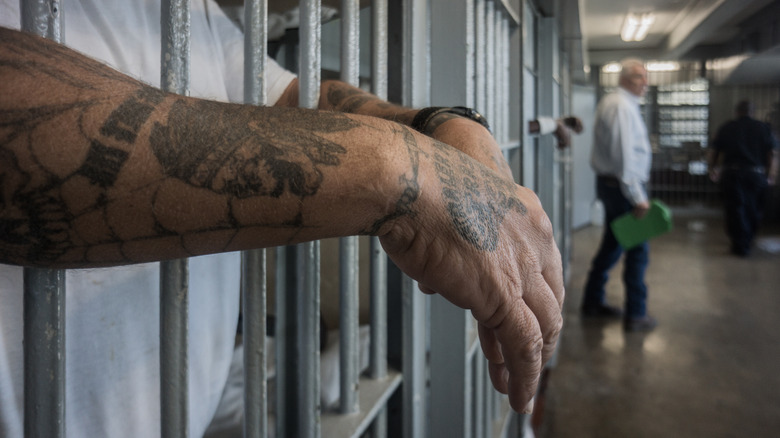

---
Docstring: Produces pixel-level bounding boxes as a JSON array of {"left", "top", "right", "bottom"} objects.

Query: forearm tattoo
[
  {"left": 0, "top": 28, "right": 360, "bottom": 265},
  {"left": 363, "top": 126, "right": 422, "bottom": 234},
  {"left": 325, "top": 82, "right": 411, "bottom": 122}
]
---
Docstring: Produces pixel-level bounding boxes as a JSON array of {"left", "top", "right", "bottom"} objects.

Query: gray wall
[{"left": 571, "top": 84, "right": 598, "bottom": 229}]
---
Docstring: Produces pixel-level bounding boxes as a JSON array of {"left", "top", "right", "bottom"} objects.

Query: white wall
[{"left": 571, "top": 84, "right": 597, "bottom": 229}]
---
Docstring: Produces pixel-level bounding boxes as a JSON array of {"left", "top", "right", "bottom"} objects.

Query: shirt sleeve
[
  {"left": 535, "top": 117, "right": 557, "bottom": 136},
  {"left": 204, "top": 0, "right": 296, "bottom": 105}
]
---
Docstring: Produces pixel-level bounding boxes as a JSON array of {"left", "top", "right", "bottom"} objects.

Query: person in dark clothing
[{"left": 709, "top": 100, "right": 779, "bottom": 256}]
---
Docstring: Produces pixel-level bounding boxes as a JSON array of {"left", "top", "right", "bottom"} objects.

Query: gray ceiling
[{"left": 564, "top": 0, "right": 780, "bottom": 84}]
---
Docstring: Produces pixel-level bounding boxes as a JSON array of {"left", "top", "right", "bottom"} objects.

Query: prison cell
[{"left": 17, "top": 0, "right": 571, "bottom": 437}]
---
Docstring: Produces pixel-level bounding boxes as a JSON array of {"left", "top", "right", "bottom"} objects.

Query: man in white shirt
[
  {"left": 0, "top": 1, "right": 564, "bottom": 436},
  {"left": 581, "top": 58, "right": 657, "bottom": 332}
]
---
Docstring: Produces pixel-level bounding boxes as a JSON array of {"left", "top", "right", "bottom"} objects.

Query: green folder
[{"left": 610, "top": 199, "right": 673, "bottom": 249}]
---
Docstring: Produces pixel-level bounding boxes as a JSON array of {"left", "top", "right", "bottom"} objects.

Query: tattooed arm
[
  {"left": 277, "top": 78, "right": 513, "bottom": 178},
  {"left": 0, "top": 27, "right": 563, "bottom": 412}
]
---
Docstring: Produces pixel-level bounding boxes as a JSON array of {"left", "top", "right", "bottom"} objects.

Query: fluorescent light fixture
[
  {"left": 602, "top": 63, "right": 622, "bottom": 73},
  {"left": 646, "top": 61, "right": 679, "bottom": 72},
  {"left": 621, "top": 13, "right": 655, "bottom": 42}
]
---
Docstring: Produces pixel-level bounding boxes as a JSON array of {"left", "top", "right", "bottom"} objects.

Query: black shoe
[
  {"left": 581, "top": 304, "right": 623, "bottom": 319},
  {"left": 623, "top": 315, "right": 657, "bottom": 332}
]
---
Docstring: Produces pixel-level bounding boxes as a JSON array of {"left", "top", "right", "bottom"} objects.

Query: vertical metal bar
[
  {"left": 298, "top": 241, "right": 321, "bottom": 438},
  {"left": 371, "top": 0, "right": 389, "bottom": 101},
  {"left": 493, "top": 9, "right": 503, "bottom": 142},
  {"left": 299, "top": 0, "right": 322, "bottom": 109},
  {"left": 20, "top": 3, "right": 65, "bottom": 438},
  {"left": 475, "top": 0, "right": 486, "bottom": 113},
  {"left": 20, "top": 0, "right": 62, "bottom": 41},
  {"left": 275, "top": 246, "right": 289, "bottom": 438},
  {"left": 338, "top": 233, "right": 359, "bottom": 414},
  {"left": 473, "top": 356, "right": 484, "bottom": 438},
  {"left": 501, "top": 16, "right": 510, "bottom": 145},
  {"left": 339, "top": 0, "right": 361, "bottom": 416},
  {"left": 242, "top": 2, "right": 268, "bottom": 437},
  {"left": 485, "top": 0, "right": 495, "bottom": 128},
  {"left": 340, "top": 0, "right": 360, "bottom": 84},
  {"left": 159, "top": 260, "right": 189, "bottom": 438},
  {"left": 370, "top": 2, "right": 389, "bottom": 435},
  {"left": 242, "top": 250, "right": 267, "bottom": 438},
  {"left": 244, "top": 0, "right": 268, "bottom": 106},
  {"left": 298, "top": 2, "right": 321, "bottom": 438},
  {"left": 159, "top": 1, "right": 190, "bottom": 437},
  {"left": 23, "top": 269, "right": 65, "bottom": 438}
]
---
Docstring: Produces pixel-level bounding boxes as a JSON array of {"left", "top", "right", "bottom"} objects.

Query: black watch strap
[{"left": 410, "top": 106, "right": 491, "bottom": 134}]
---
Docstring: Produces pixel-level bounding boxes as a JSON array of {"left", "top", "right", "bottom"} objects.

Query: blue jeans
[{"left": 582, "top": 177, "right": 649, "bottom": 318}]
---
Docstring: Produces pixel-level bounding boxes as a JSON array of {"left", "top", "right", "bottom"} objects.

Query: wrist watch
[{"left": 411, "top": 106, "right": 491, "bottom": 134}]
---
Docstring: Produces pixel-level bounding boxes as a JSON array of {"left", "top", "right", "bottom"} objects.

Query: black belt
[{"left": 597, "top": 175, "right": 620, "bottom": 186}]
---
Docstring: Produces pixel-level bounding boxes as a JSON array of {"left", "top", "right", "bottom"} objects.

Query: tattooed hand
[{"left": 376, "top": 127, "right": 564, "bottom": 413}]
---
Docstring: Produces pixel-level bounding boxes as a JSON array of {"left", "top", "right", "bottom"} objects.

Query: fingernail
[{"left": 523, "top": 398, "right": 535, "bottom": 415}]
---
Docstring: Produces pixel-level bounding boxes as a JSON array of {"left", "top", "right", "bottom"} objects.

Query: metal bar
[
  {"left": 159, "top": 260, "right": 189, "bottom": 438},
  {"left": 485, "top": 0, "right": 495, "bottom": 128},
  {"left": 241, "top": 250, "right": 267, "bottom": 438},
  {"left": 370, "top": 2, "right": 389, "bottom": 434},
  {"left": 430, "top": 296, "right": 472, "bottom": 438},
  {"left": 20, "top": 3, "right": 65, "bottom": 438},
  {"left": 473, "top": 356, "right": 484, "bottom": 438},
  {"left": 275, "top": 246, "right": 289, "bottom": 438},
  {"left": 339, "top": 0, "right": 361, "bottom": 416},
  {"left": 242, "top": 2, "right": 268, "bottom": 437},
  {"left": 23, "top": 269, "right": 65, "bottom": 438},
  {"left": 159, "top": 1, "right": 190, "bottom": 437},
  {"left": 371, "top": 0, "right": 388, "bottom": 101},
  {"left": 244, "top": 0, "right": 268, "bottom": 106},
  {"left": 369, "top": 239, "right": 388, "bottom": 380},
  {"left": 298, "top": 241, "right": 321, "bottom": 438},
  {"left": 493, "top": 9, "right": 503, "bottom": 142},
  {"left": 339, "top": 233, "right": 360, "bottom": 414},
  {"left": 20, "top": 0, "right": 62, "bottom": 41},
  {"left": 475, "top": 0, "right": 486, "bottom": 113},
  {"left": 340, "top": 0, "right": 360, "bottom": 84},
  {"left": 299, "top": 0, "right": 322, "bottom": 109},
  {"left": 500, "top": 16, "right": 510, "bottom": 145},
  {"left": 297, "top": 1, "right": 322, "bottom": 436},
  {"left": 401, "top": 275, "right": 426, "bottom": 438}
]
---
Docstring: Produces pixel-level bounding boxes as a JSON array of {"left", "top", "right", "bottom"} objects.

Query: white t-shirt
[{"left": 0, "top": 1, "right": 296, "bottom": 437}]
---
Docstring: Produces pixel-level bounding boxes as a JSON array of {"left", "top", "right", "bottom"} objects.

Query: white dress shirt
[{"left": 590, "top": 87, "right": 652, "bottom": 205}]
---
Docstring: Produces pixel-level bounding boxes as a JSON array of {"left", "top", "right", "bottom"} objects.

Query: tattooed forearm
[
  {"left": 322, "top": 80, "right": 415, "bottom": 124},
  {"left": 150, "top": 100, "right": 353, "bottom": 198},
  {"left": 1, "top": 27, "right": 378, "bottom": 266}
]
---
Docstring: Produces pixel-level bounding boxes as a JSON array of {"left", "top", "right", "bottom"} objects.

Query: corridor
[{"left": 541, "top": 208, "right": 780, "bottom": 437}]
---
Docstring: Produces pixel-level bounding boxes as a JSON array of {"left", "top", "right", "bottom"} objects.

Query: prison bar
[
  {"left": 338, "top": 0, "right": 361, "bottom": 416},
  {"left": 21, "top": 2, "right": 65, "bottom": 438},
  {"left": 240, "top": 1, "right": 270, "bottom": 437},
  {"left": 158, "top": 1, "right": 191, "bottom": 437}
]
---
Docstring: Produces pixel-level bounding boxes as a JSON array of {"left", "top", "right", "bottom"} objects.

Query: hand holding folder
[{"left": 610, "top": 200, "right": 673, "bottom": 249}]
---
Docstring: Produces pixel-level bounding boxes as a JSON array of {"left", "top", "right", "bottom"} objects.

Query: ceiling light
[
  {"left": 621, "top": 13, "right": 655, "bottom": 42},
  {"left": 646, "top": 61, "right": 679, "bottom": 71}
]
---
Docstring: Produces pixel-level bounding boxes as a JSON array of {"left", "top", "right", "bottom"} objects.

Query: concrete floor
[{"left": 539, "top": 208, "right": 780, "bottom": 438}]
